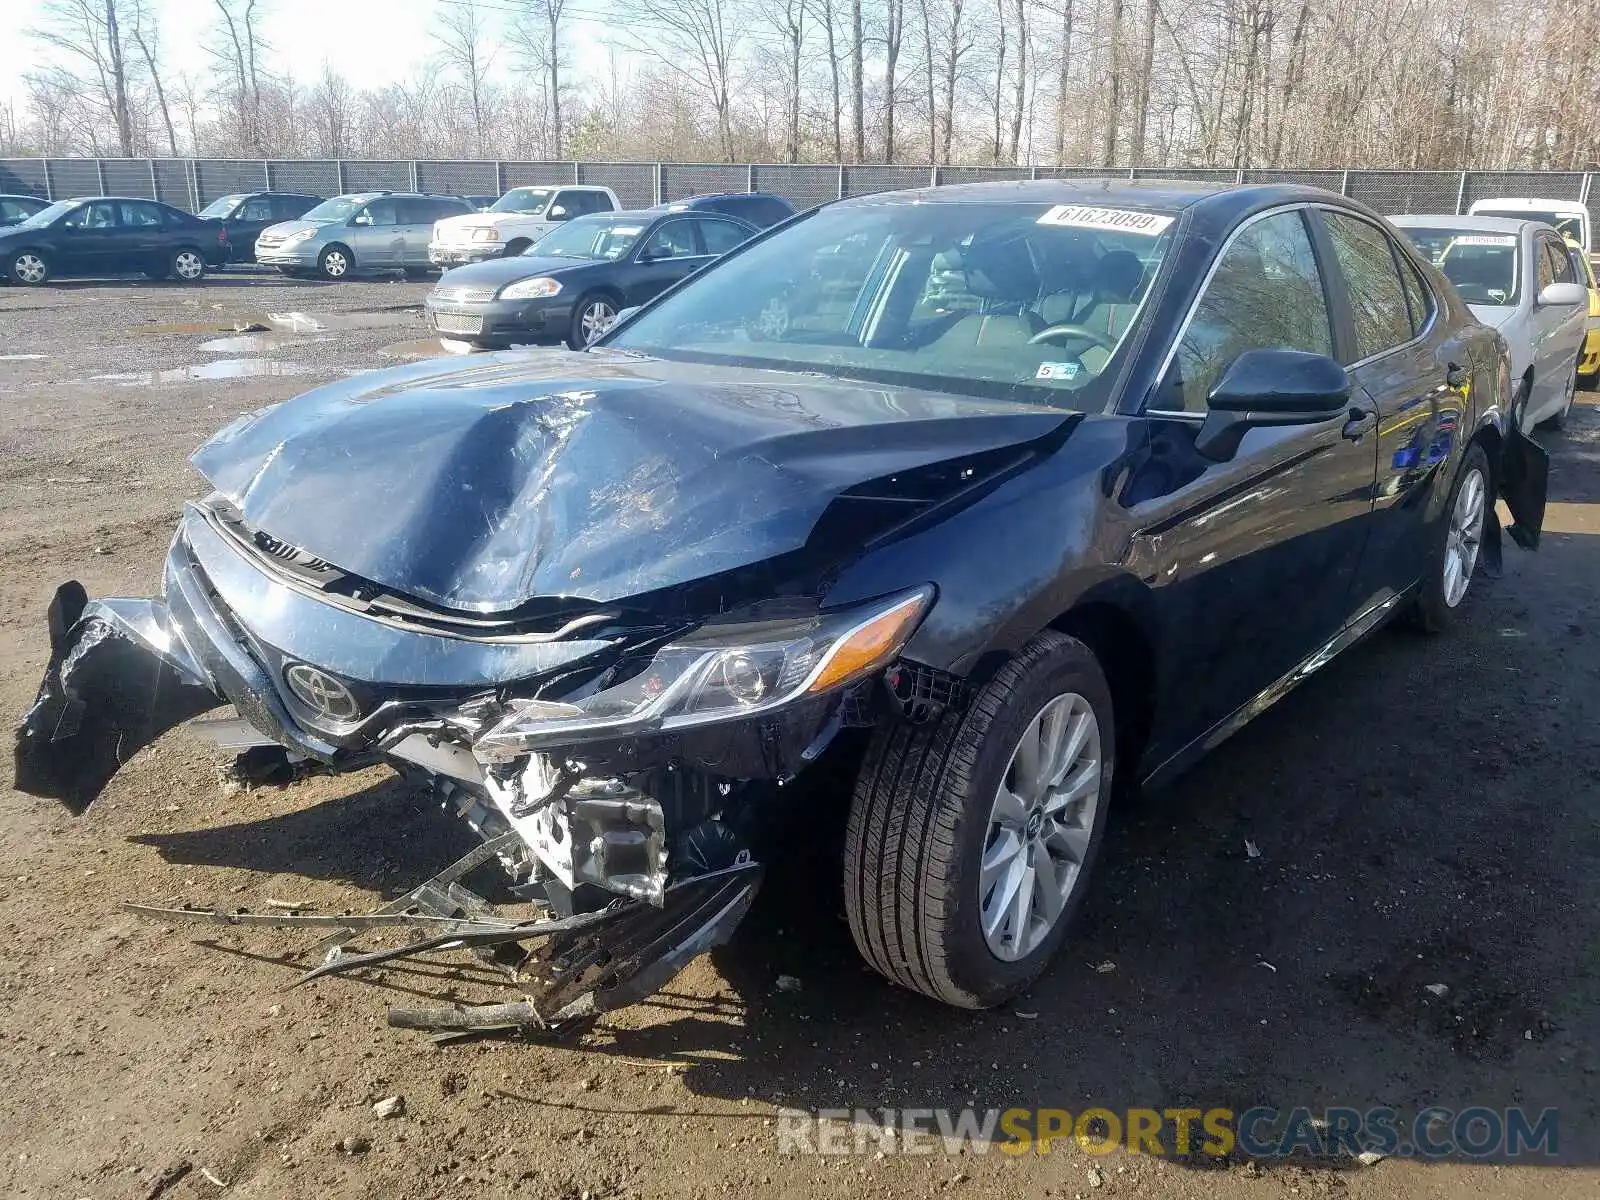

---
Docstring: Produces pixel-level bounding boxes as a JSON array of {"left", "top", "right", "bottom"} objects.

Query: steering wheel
[{"left": 1028, "top": 323, "right": 1117, "bottom": 351}]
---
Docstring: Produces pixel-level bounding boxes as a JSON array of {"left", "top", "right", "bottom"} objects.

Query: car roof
[
  {"left": 1389, "top": 214, "right": 1537, "bottom": 235},
  {"left": 64, "top": 195, "right": 182, "bottom": 204},
  {"left": 829, "top": 178, "right": 1348, "bottom": 217},
  {"left": 0, "top": 193, "right": 47, "bottom": 201},
  {"left": 1469, "top": 196, "right": 1586, "bottom": 212}
]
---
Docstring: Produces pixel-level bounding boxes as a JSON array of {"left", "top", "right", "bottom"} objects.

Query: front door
[
  {"left": 1529, "top": 232, "right": 1585, "bottom": 422},
  {"left": 349, "top": 198, "right": 403, "bottom": 267},
  {"left": 57, "top": 200, "right": 123, "bottom": 274},
  {"left": 1127, "top": 206, "right": 1380, "bottom": 761},
  {"left": 629, "top": 217, "right": 713, "bottom": 304}
]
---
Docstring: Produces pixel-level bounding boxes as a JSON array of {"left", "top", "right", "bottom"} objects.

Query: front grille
[
  {"left": 253, "top": 530, "right": 330, "bottom": 570},
  {"left": 431, "top": 312, "right": 484, "bottom": 335},
  {"left": 431, "top": 285, "right": 497, "bottom": 304}
]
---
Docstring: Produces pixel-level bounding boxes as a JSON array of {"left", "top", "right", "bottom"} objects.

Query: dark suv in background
[
  {"left": 196, "top": 192, "right": 322, "bottom": 262},
  {"left": 650, "top": 192, "right": 797, "bottom": 228}
]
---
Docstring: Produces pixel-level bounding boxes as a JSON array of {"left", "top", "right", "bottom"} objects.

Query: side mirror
[
  {"left": 547, "top": 206, "right": 569, "bottom": 221},
  {"left": 1537, "top": 281, "right": 1587, "bottom": 307},
  {"left": 351, "top": 212, "right": 372, "bottom": 227},
  {"left": 1194, "top": 348, "right": 1353, "bottom": 460}
]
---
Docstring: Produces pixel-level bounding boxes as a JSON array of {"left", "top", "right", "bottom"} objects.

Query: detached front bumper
[
  {"left": 428, "top": 244, "right": 504, "bottom": 266},
  {"left": 254, "top": 243, "right": 320, "bottom": 267}
]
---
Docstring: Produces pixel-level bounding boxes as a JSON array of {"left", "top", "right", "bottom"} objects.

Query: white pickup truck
[{"left": 429, "top": 184, "right": 621, "bottom": 265}]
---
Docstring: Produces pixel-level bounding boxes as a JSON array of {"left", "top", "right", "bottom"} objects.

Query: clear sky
[{"left": 2, "top": 0, "right": 613, "bottom": 108}]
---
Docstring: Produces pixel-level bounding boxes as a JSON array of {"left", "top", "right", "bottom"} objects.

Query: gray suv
[{"left": 255, "top": 193, "right": 473, "bottom": 279}]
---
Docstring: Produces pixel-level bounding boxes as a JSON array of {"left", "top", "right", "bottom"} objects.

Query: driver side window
[{"left": 1156, "top": 209, "right": 1333, "bottom": 413}]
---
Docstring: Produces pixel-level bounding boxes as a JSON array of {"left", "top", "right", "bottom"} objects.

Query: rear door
[
  {"left": 1127, "top": 206, "right": 1381, "bottom": 757},
  {"left": 406, "top": 198, "right": 468, "bottom": 263},
  {"left": 55, "top": 200, "right": 123, "bottom": 274},
  {"left": 117, "top": 200, "right": 173, "bottom": 269},
  {"left": 1314, "top": 207, "right": 1466, "bottom": 611}
]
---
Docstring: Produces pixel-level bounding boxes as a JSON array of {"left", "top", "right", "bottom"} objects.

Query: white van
[{"left": 1467, "top": 197, "right": 1591, "bottom": 254}]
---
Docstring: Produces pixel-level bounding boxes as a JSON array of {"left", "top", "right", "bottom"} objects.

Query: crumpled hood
[{"left": 190, "top": 351, "right": 1073, "bottom": 612}]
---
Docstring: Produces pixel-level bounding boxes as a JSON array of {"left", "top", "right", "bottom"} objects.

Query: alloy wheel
[
  {"left": 980, "top": 691, "right": 1102, "bottom": 962},
  {"left": 174, "top": 251, "right": 204, "bottom": 280},
  {"left": 754, "top": 296, "right": 790, "bottom": 339},
  {"left": 13, "top": 253, "right": 46, "bottom": 284},
  {"left": 1443, "top": 466, "right": 1486, "bottom": 608},
  {"left": 323, "top": 251, "right": 349, "bottom": 278},
  {"left": 580, "top": 299, "right": 616, "bottom": 344}
]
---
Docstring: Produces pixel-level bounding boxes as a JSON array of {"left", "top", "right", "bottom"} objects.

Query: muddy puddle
[
  {"left": 268, "top": 309, "right": 422, "bottom": 334},
  {"left": 378, "top": 337, "right": 477, "bottom": 361},
  {"left": 91, "top": 359, "right": 313, "bottom": 385},
  {"left": 198, "top": 332, "right": 330, "bottom": 354}
]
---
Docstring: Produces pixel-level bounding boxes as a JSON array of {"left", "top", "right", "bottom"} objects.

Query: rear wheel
[
  {"left": 1411, "top": 442, "right": 1490, "bottom": 633},
  {"left": 843, "top": 632, "right": 1114, "bottom": 1008},
  {"left": 318, "top": 245, "right": 353, "bottom": 280},
  {"left": 9, "top": 251, "right": 49, "bottom": 286},
  {"left": 170, "top": 248, "right": 206, "bottom": 283}
]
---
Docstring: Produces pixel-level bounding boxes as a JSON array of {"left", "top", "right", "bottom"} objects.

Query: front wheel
[
  {"left": 9, "top": 251, "right": 49, "bottom": 286},
  {"left": 318, "top": 245, "right": 352, "bottom": 280},
  {"left": 844, "top": 631, "right": 1114, "bottom": 1008},
  {"left": 170, "top": 248, "right": 206, "bottom": 283},
  {"left": 1411, "top": 442, "right": 1490, "bottom": 633},
  {"left": 568, "top": 293, "right": 619, "bottom": 349}
]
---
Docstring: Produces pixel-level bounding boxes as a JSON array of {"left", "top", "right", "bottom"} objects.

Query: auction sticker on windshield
[
  {"left": 1451, "top": 235, "right": 1517, "bottom": 247},
  {"left": 1036, "top": 205, "right": 1174, "bottom": 235}
]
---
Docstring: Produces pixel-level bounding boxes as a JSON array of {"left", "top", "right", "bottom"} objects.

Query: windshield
[
  {"left": 199, "top": 194, "right": 245, "bottom": 218},
  {"left": 300, "top": 196, "right": 367, "bottom": 222},
  {"left": 605, "top": 201, "right": 1175, "bottom": 405},
  {"left": 1400, "top": 227, "right": 1520, "bottom": 307},
  {"left": 530, "top": 216, "right": 647, "bottom": 260},
  {"left": 490, "top": 187, "right": 554, "bottom": 214},
  {"left": 1475, "top": 207, "right": 1584, "bottom": 243},
  {"left": 13, "top": 199, "right": 76, "bottom": 229}
]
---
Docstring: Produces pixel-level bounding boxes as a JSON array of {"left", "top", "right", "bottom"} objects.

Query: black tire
[
  {"left": 169, "top": 247, "right": 207, "bottom": 283},
  {"left": 9, "top": 250, "right": 49, "bottom": 286},
  {"left": 318, "top": 244, "right": 353, "bottom": 280},
  {"left": 844, "top": 631, "right": 1115, "bottom": 1009},
  {"left": 143, "top": 266, "right": 169, "bottom": 280},
  {"left": 503, "top": 239, "right": 531, "bottom": 257},
  {"left": 568, "top": 291, "right": 621, "bottom": 349},
  {"left": 1411, "top": 441, "right": 1491, "bottom": 634}
]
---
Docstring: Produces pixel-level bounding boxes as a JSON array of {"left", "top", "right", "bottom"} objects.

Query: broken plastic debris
[
  {"left": 372, "top": 1095, "right": 405, "bottom": 1119},
  {"left": 775, "top": 974, "right": 802, "bottom": 993},
  {"left": 1356, "top": 1150, "right": 1386, "bottom": 1166},
  {"left": 1258, "top": 960, "right": 1278, "bottom": 973},
  {"left": 1244, "top": 839, "right": 1262, "bottom": 858},
  {"left": 1092, "top": 961, "right": 1116, "bottom": 974},
  {"left": 1424, "top": 982, "right": 1449, "bottom": 997},
  {"left": 1014, "top": 1010, "right": 1038, "bottom": 1019}
]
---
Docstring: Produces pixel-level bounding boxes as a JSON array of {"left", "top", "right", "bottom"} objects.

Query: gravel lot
[{"left": 1, "top": 274, "right": 1596, "bottom": 1200}]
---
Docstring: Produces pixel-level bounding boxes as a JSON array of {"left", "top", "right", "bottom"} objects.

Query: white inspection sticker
[
  {"left": 1449, "top": 235, "right": 1517, "bottom": 247},
  {"left": 1036, "top": 205, "right": 1174, "bottom": 235},
  {"left": 1036, "top": 361, "right": 1081, "bottom": 381}
]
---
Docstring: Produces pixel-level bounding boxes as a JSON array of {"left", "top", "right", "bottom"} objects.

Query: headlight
[
  {"left": 473, "top": 587, "right": 932, "bottom": 759},
  {"left": 472, "top": 228, "right": 502, "bottom": 242},
  {"left": 281, "top": 227, "right": 317, "bottom": 245},
  {"left": 499, "top": 276, "right": 563, "bottom": 300}
]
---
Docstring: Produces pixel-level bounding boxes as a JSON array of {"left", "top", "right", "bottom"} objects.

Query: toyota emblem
[{"left": 284, "top": 663, "right": 359, "bottom": 722}]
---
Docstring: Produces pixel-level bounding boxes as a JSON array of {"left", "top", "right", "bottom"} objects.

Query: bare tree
[
  {"left": 28, "top": 0, "right": 136, "bottom": 155},
  {"left": 620, "top": 0, "right": 744, "bottom": 160},
  {"left": 882, "top": 0, "right": 905, "bottom": 159},
  {"left": 437, "top": 0, "right": 494, "bottom": 154},
  {"left": 510, "top": 0, "right": 571, "bottom": 156},
  {"left": 211, "top": 0, "right": 267, "bottom": 153},
  {"left": 128, "top": 0, "right": 177, "bottom": 156}
]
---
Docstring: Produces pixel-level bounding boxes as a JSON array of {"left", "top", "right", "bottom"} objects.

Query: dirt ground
[{"left": 1, "top": 273, "right": 1596, "bottom": 1200}]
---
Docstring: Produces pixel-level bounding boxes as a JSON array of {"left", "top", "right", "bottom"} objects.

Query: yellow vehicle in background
[{"left": 1565, "top": 236, "right": 1600, "bottom": 389}]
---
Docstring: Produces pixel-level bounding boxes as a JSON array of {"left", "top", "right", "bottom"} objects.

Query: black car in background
[
  {"left": 425, "top": 208, "right": 758, "bottom": 348},
  {"left": 651, "top": 191, "right": 797, "bottom": 228},
  {"left": 0, "top": 194, "right": 50, "bottom": 227},
  {"left": 0, "top": 196, "right": 231, "bottom": 285},
  {"left": 196, "top": 191, "right": 322, "bottom": 262}
]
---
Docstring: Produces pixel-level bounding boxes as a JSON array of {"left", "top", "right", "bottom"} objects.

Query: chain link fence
[{"left": 3, "top": 158, "right": 1597, "bottom": 224}]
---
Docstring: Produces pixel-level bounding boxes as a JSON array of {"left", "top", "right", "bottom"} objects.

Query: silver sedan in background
[
  {"left": 1391, "top": 214, "right": 1588, "bottom": 431},
  {"left": 255, "top": 192, "right": 473, "bottom": 280}
]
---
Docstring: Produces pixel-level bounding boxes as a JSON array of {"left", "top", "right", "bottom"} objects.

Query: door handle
[
  {"left": 1342, "top": 404, "right": 1378, "bottom": 442},
  {"left": 1446, "top": 362, "right": 1470, "bottom": 389}
]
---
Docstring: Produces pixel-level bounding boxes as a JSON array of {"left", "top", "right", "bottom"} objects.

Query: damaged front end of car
[{"left": 14, "top": 356, "right": 1067, "bottom": 1030}]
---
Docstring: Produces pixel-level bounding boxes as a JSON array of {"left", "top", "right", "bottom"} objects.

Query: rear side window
[
  {"left": 1321, "top": 211, "right": 1415, "bottom": 361},
  {"left": 1157, "top": 209, "right": 1334, "bottom": 413},
  {"left": 274, "top": 196, "right": 316, "bottom": 220},
  {"left": 240, "top": 196, "right": 274, "bottom": 221},
  {"left": 696, "top": 217, "right": 752, "bottom": 255},
  {"left": 431, "top": 197, "right": 472, "bottom": 220},
  {"left": 0, "top": 198, "right": 41, "bottom": 221},
  {"left": 1397, "top": 253, "right": 1435, "bottom": 335}
]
